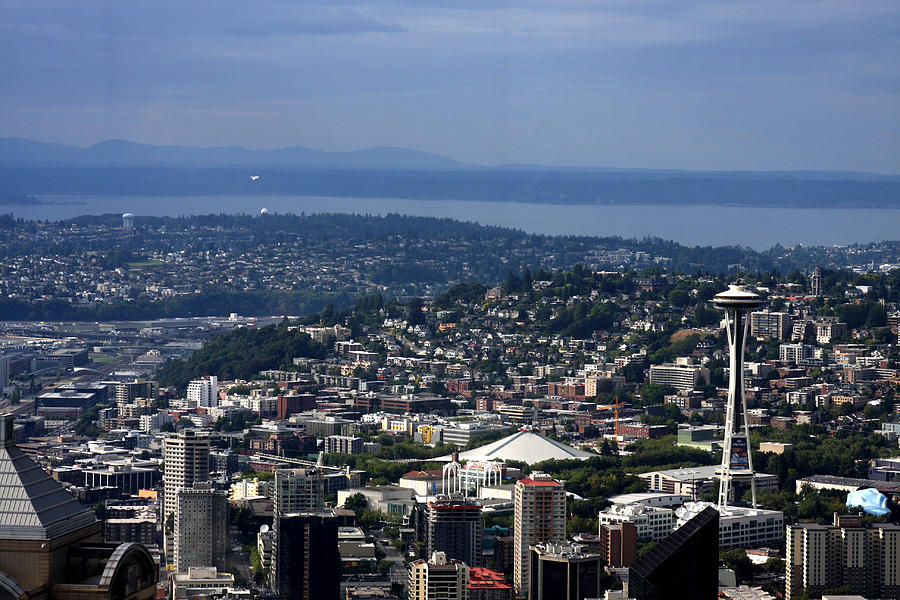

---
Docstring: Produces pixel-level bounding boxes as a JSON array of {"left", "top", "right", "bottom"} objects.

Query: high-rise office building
[
  {"left": 187, "top": 375, "right": 218, "bottom": 408},
  {"left": 529, "top": 543, "right": 603, "bottom": 600},
  {"left": 174, "top": 482, "right": 228, "bottom": 572},
  {"left": 272, "top": 512, "right": 340, "bottom": 599},
  {"left": 629, "top": 505, "right": 719, "bottom": 600},
  {"left": 425, "top": 496, "right": 483, "bottom": 567},
  {"left": 514, "top": 474, "right": 566, "bottom": 599},
  {"left": 786, "top": 513, "right": 900, "bottom": 600},
  {"left": 409, "top": 551, "right": 470, "bottom": 600},
  {"left": 163, "top": 430, "right": 210, "bottom": 520},
  {"left": 713, "top": 285, "right": 764, "bottom": 508}
]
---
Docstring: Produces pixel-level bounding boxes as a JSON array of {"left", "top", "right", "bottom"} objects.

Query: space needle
[{"left": 713, "top": 284, "right": 764, "bottom": 508}]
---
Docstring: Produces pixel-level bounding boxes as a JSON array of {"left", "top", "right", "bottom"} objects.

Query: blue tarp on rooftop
[{"left": 846, "top": 487, "right": 891, "bottom": 516}]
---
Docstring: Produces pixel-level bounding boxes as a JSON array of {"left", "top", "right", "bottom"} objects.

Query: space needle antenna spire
[{"left": 713, "top": 283, "right": 764, "bottom": 508}]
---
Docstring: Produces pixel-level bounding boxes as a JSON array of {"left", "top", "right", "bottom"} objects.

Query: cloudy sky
[{"left": 1, "top": 1, "right": 898, "bottom": 172}]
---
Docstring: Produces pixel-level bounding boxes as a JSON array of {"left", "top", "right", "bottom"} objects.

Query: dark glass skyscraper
[
  {"left": 272, "top": 511, "right": 340, "bottom": 600},
  {"left": 529, "top": 542, "right": 604, "bottom": 600},
  {"left": 629, "top": 506, "right": 719, "bottom": 600}
]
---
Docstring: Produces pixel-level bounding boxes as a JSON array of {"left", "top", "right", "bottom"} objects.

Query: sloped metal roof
[
  {"left": 436, "top": 430, "right": 594, "bottom": 465},
  {"left": 0, "top": 439, "right": 97, "bottom": 540}
]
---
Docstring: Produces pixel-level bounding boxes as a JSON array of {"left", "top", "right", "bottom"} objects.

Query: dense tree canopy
[{"left": 157, "top": 320, "right": 325, "bottom": 391}]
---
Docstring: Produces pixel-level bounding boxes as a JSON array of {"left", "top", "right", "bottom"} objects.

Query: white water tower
[{"left": 122, "top": 212, "right": 135, "bottom": 229}]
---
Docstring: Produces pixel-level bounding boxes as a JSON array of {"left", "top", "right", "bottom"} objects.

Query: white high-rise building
[
  {"left": 273, "top": 468, "right": 325, "bottom": 514},
  {"left": 750, "top": 310, "right": 792, "bottom": 340},
  {"left": 675, "top": 501, "right": 783, "bottom": 550},
  {"left": 163, "top": 430, "right": 210, "bottom": 520},
  {"left": 597, "top": 504, "right": 675, "bottom": 542},
  {"left": 174, "top": 482, "right": 228, "bottom": 573},
  {"left": 187, "top": 376, "right": 218, "bottom": 408},
  {"left": 779, "top": 343, "right": 815, "bottom": 364},
  {"left": 810, "top": 266, "right": 822, "bottom": 297},
  {"left": 514, "top": 473, "right": 566, "bottom": 599},
  {"left": 649, "top": 357, "right": 708, "bottom": 391}
]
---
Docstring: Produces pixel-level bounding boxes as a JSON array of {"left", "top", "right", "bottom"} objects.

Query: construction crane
[{"left": 597, "top": 396, "right": 627, "bottom": 438}]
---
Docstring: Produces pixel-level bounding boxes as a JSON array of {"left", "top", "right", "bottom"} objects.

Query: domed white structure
[
  {"left": 260, "top": 207, "right": 269, "bottom": 215},
  {"left": 122, "top": 212, "right": 135, "bottom": 229}
]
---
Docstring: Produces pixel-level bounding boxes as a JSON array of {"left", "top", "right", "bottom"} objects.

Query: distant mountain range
[
  {"left": 1, "top": 137, "right": 899, "bottom": 208},
  {"left": 0, "top": 137, "right": 468, "bottom": 170},
  {"left": 3, "top": 137, "right": 900, "bottom": 180}
]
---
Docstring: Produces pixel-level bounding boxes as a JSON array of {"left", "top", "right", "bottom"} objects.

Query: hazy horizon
[{"left": 2, "top": 1, "right": 899, "bottom": 174}]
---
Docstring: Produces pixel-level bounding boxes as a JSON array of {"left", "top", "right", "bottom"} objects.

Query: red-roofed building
[
  {"left": 399, "top": 469, "right": 454, "bottom": 496},
  {"left": 468, "top": 567, "right": 513, "bottom": 600}
]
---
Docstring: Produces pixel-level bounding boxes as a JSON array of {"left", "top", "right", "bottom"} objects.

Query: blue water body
[{"left": 13, "top": 194, "right": 900, "bottom": 250}]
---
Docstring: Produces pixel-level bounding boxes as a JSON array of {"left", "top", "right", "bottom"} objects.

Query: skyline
[{"left": 1, "top": 1, "right": 899, "bottom": 174}]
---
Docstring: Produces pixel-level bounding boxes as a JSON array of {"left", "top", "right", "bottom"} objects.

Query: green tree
[
  {"left": 407, "top": 297, "right": 426, "bottom": 327},
  {"left": 344, "top": 492, "right": 369, "bottom": 516},
  {"left": 764, "top": 556, "right": 785, "bottom": 574},
  {"left": 720, "top": 549, "right": 754, "bottom": 584},
  {"left": 866, "top": 303, "right": 887, "bottom": 327}
]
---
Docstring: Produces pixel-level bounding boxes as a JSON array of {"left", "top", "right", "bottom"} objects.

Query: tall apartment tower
[
  {"left": 174, "top": 482, "right": 228, "bottom": 572},
  {"left": 750, "top": 310, "right": 791, "bottom": 340},
  {"left": 116, "top": 378, "right": 159, "bottom": 403},
  {"left": 163, "top": 430, "right": 210, "bottom": 520},
  {"left": 273, "top": 468, "right": 325, "bottom": 513},
  {"left": 713, "top": 285, "right": 764, "bottom": 508},
  {"left": 271, "top": 512, "right": 340, "bottom": 599},
  {"left": 514, "top": 474, "right": 566, "bottom": 599},
  {"left": 270, "top": 468, "right": 326, "bottom": 593},
  {"left": 0, "top": 355, "right": 8, "bottom": 392},
  {"left": 810, "top": 266, "right": 822, "bottom": 297},
  {"left": 187, "top": 375, "right": 218, "bottom": 408},
  {"left": 408, "top": 551, "right": 470, "bottom": 600},
  {"left": 599, "top": 522, "right": 637, "bottom": 567},
  {"left": 425, "top": 496, "right": 483, "bottom": 567},
  {"left": 786, "top": 514, "right": 900, "bottom": 600}
]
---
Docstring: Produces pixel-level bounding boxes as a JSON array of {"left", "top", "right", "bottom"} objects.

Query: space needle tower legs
[{"left": 713, "top": 285, "right": 764, "bottom": 508}]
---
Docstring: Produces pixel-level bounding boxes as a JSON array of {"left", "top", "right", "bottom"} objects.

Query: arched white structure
[
  {"left": 442, "top": 458, "right": 461, "bottom": 495},
  {"left": 459, "top": 461, "right": 503, "bottom": 496}
]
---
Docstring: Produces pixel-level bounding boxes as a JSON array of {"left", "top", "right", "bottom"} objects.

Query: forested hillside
[{"left": 157, "top": 321, "right": 325, "bottom": 391}]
